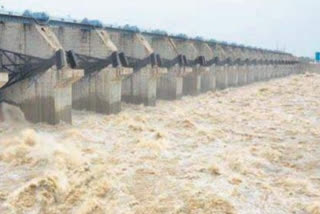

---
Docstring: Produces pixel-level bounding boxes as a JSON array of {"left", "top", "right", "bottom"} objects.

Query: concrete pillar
[
  {"left": 258, "top": 64, "right": 263, "bottom": 81},
  {"left": 284, "top": 65, "right": 288, "bottom": 76},
  {"left": 72, "top": 67, "right": 131, "bottom": 114},
  {"left": 289, "top": 64, "right": 293, "bottom": 75},
  {"left": 265, "top": 65, "right": 271, "bottom": 80},
  {"left": 241, "top": 66, "right": 249, "bottom": 86},
  {"left": 271, "top": 64, "right": 277, "bottom": 79},
  {"left": 170, "top": 38, "right": 203, "bottom": 96},
  {"left": 0, "top": 22, "right": 82, "bottom": 124},
  {"left": 156, "top": 67, "right": 183, "bottom": 100},
  {"left": 262, "top": 65, "right": 268, "bottom": 80},
  {"left": 52, "top": 27, "right": 132, "bottom": 114},
  {"left": 293, "top": 64, "right": 298, "bottom": 74},
  {"left": 247, "top": 65, "right": 255, "bottom": 84},
  {"left": 220, "top": 46, "right": 242, "bottom": 88},
  {"left": 182, "top": 66, "right": 206, "bottom": 96},
  {"left": 142, "top": 35, "right": 191, "bottom": 100},
  {"left": 280, "top": 64, "right": 285, "bottom": 77},
  {"left": 286, "top": 64, "right": 290, "bottom": 76},
  {"left": 108, "top": 29, "right": 166, "bottom": 106},
  {"left": 260, "top": 65, "right": 266, "bottom": 81},
  {"left": 277, "top": 64, "right": 282, "bottom": 78},
  {"left": 125, "top": 66, "right": 154, "bottom": 105},
  {"left": 278, "top": 64, "right": 283, "bottom": 77},
  {"left": 225, "top": 65, "right": 237, "bottom": 88},
  {"left": 183, "top": 69, "right": 201, "bottom": 95},
  {"left": 237, "top": 65, "right": 246, "bottom": 86},
  {"left": 1, "top": 67, "right": 83, "bottom": 124},
  {"left": 216, "top": 65, "right": 226, "bottom": 90},
  {"left": 225, "top": 65, "right": 232, "bottom": 87},
  {"left": 236, "top": 66, "right": 243, "bottom": 86},
  {"left": 122, "top": 65, "right": 166, "bottom": 106},
  {"left": 193, "top": 41, "right": 216, "bottom": 93},
  {"left": 283, "top": 65, "right": 287, "bottom": 77},
  {"left": 266, "top": 63, "right": 270, "bottom": 79},
  {"left": 253, "top": 65, "right": 260, "bottom": 82},
  {"left": 243, "top": 65, "right": 249, "bottom": 85},
  {"left": 207, "top": 44, "right": 229, "bottom": 90},
  {"left": 244, "top": 65, "right": 250, "bottom": 84},
  {"left": 232, "top": 65, "right": 239, "bottom": 87},
  {"left": 156, "top": 66, "right": 192, "bottom": 100},
  {"left": 272, "top": 65, "right": 276, "bottom": 79},
  {"left": 201, "top": 65, "right": 216, "bottom": 92},
  {"left": 224, "top": 46, "right": 250, "bottom": 88}
]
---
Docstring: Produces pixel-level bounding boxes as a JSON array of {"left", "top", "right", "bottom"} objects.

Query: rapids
[{"left": 0, "top": 73, "right": 319, "bottom": 214}]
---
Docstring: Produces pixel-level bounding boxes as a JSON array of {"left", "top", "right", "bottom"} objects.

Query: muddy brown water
[{"left": 0, "top": 73, "right": 319, "bottom": 214}]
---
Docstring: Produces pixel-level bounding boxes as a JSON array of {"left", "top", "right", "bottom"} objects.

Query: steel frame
[{"left": 0, "top": 49, "right": 57, "bottom": 88}]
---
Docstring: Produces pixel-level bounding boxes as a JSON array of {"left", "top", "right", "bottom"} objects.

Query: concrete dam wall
[{"left": 0, "top": 14, "right": 310, "bottom": 125}]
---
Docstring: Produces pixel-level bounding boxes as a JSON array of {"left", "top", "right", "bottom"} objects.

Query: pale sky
[{"left": 1, "top": 0, "right": 319, "bottom": 57}]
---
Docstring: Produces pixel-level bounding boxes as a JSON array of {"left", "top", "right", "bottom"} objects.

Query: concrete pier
[
  {"left": 143, "top": 34, "right": 192, "bottom": 100},
  {"left": 216, "top": 65, "right": 227, "bottom": 90},
  {"left": 72, "top": 67, "right": 131, "bottom": 114},
  {"left": 0, "top": 23, "right": 82, "bottom": 124},
  {"left": 229, "top": 46, "right": 251, "bottom": 87},
  {"left": 51, "top": 27, "right": 132, "bottom": 114},
  {"left": 107, "top": 29, "right": 166, "bottom": 106},
  {"left": 236, "top": 61, "right": 247, "bottom": 87},
  {"left": 209, "top": 44, "right": 228, "bottom": 90},
  {"left": 221, "top": 45, "right": 238, "bottom": 88},
  {"left": 171, "top": 38, "right": 207, "bottom": 96},
  {"left": 193, "top": 41, "right": 216, "bottom": 93},
  {"left": 182, "top": 67, "right": 201, "bottom": 96},
  {"left": 237, "top": 48, "right": 252, "bottom": 87}
]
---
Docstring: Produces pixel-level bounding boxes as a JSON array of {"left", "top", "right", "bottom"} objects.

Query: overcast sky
[{"left": 1, "top": 0, "right": 319, "bottom": 57}]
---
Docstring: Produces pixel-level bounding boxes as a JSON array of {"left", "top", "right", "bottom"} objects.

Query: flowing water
[{"left": 0, "top": 73, "right": 319, "bottom": 214}]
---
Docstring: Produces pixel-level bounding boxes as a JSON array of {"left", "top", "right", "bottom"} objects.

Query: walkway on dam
[{"left": 0, "top": 72, "right": 320, "bottom": 213}]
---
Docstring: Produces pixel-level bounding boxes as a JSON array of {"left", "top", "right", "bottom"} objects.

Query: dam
[
  {"left": 0, "top": 11, "right": 317, "bottom": 125},
  {"left": 1, "top": 5, "right": 320, "bottom": 214}
]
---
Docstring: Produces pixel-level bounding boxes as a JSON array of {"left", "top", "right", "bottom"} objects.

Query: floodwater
[{"left": 0, "top": 73, "right": 319, "bottom": 214}]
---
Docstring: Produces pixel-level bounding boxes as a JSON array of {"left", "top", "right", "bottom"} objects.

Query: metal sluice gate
[
  {"left": 66, "top": 51, "right": 127, "bottom": 75},
  {"left": 0, "top": 48, "right": 300, "bottom": 90},
  {"left": 0, "top": 49, "right": 65, "bottom": 89},
  {"left": 67, "top": 51, "right": 163, "bottom": 74}
]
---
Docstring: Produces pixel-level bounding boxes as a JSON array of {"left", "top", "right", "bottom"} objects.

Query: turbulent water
[{"left": 0, "top": 73, "right": 320, "bottom": 214}]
